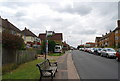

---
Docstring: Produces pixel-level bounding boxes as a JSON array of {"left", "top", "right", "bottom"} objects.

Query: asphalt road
[{"left": 72, "top": 50, "right": 119, "bottom": 80}]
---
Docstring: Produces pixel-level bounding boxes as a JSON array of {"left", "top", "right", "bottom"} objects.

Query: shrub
[
  {"left": 2, "top": 31, "right": 25, "bottom": 50},
  {"left": 41, "top": 40, "right": 56, "bottom": 54},
  {"left": 48, "top": 40, "right": 56, "bottom": 53}
]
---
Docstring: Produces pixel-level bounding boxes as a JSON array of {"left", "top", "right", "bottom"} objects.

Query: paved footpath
[{"left": 54, "top": 51, "right": 80, "bottom": 80}]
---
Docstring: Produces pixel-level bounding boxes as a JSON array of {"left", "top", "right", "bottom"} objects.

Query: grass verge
[
  {"left": 48, "top": 53, "right": 64, "bottom": 56},
  {"left": 2, "top": 59, "right": 44, "bottom": 79}
]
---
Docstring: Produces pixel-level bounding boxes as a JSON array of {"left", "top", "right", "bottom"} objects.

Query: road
[{"left": 72, "top": 50, "right": 119, "bottom": 80}]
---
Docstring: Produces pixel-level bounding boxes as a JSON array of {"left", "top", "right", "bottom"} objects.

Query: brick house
[
  {"left": 21, "top": 27, "right": 41, "bottom": 48},
  {"left": 39, "top": 32, "right": 63, "bottom": 45},
  {"left": 113, "top": 20, "right": 120, "bottom": 47},
  {"left": 95, "top": 20, "right": 120, "bottom": 48},
  {"left": 95, "top": 37, "right": 102, "bottom": 47}
]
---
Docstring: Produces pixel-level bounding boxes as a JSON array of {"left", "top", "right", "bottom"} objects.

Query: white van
[{"left": 54, "top": 45, "right": 62, "bottom": 53}]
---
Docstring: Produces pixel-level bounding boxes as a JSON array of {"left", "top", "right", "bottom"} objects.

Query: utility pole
[{"left": 81, "top": 40, "right": 82, "bottom": 45}]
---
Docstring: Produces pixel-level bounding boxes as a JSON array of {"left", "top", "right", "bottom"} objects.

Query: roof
[
  {"left": 21, "top": 28, "right": 37, "bottom": 37},
  {"left": 39, "top": 33, "right": 63, "bottom": 41},
  {"left": 2, "top": 18, "right": 21, "bottom": 33},
  {"left": 113, "top": 26, "right": 120, "bottom": 32},
  {"left": 86, "top": 42, "right": 95, "bottom": 44},
  {"left": 95, "top": 37, "right": 102, "bottom": 40}
]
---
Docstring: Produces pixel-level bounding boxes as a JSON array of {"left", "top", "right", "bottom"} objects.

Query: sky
[{"left": 0, "top": 0, "right": 119, "bottom": 47}]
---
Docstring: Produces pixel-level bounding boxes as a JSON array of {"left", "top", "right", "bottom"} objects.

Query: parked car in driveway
[
  {"left": 116, "top": 48, "right": 120, "bottom": 61},
  {"left": 101, "top": 48, "right": 116, "bottom": 58}
]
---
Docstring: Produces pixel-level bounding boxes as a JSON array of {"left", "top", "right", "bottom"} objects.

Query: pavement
[{"left": 54, "top": 51, "right": 80, "bottom": 80}]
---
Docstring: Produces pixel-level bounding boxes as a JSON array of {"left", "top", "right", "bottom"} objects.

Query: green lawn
[
  {"left": 2, "top": 59, "right": 44, "bottom": 79},
  {"left": 48, "top": 53, "right": 64, "bottom": 56}
]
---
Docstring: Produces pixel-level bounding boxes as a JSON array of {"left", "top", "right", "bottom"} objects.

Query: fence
[
  {"left": 2, "top": 48, "right": 36, "bottom": 65},
  {"left": 16, "top": 50, "right": 36, "bottom": 64},
  {"left": 2, "top": 48, "right": 37, "bottom": 74}
]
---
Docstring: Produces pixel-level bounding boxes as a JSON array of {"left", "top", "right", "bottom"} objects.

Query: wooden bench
[{"left": 36, "top": 59, "right": 58, "bottom": 81}]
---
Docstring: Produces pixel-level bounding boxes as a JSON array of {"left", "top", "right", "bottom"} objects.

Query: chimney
[
  {"left": 5, "top": 19, "right": 8, "bottom": 21},
  {"left": 106, "top": 33, "right": 107, "bottom": 35},
  {"left": 25, "top": 27, "right": 27, "bottom": 30},
  {"left": 110, "top": 30, "right": 112, "bottom": 32},
  {"left": 102, "top": 34, "right": 104, "bottom": 37}
]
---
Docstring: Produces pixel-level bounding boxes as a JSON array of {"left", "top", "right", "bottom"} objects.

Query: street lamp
[{"left": 45, "top": 30, "right": 54, "bottom": 59}]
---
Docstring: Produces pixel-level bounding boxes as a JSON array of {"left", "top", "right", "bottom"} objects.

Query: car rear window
[{"left": 107, "top": 49, "right": 115, "bottom": 52}]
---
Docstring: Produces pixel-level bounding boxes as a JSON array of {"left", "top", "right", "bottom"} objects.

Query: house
[
  {"left": 62, "top": 41, "right": 70, "bottom": 51},
  {"left": 100, "top": 31, "right": 115, "bottom": 47},
  {"left": 113, "top": 20, "right": 120, "bottom": 47},
  {"left": 96, "top": 31, "right": 115, "bottom": 48},
  {"left": 95, "top": 37, "right": 102, "bottom": 47},
  {"left": 0, "top": 17, "right": 21, "bottom": 36},
  {"left": 95, "top": 20, "right": 120, "bottom": 48},
  {"left": 21, "top": 27, "right": 41, "bottom": 48},
  {"left": 39, "top": 32, "right": 63, "bottom": 45}
]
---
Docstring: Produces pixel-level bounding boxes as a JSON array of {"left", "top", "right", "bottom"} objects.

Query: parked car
[
  {"left": 79, "top": 48, "right": 84, "bottom": 51},
  {"left": 93, "top": 48, "right": 98, "bottom": 55},
  {"left": 116, "top": 48, "right": 120, "bottom": 61},
  {"left": 94, "top": 48, "right": 103, "bottom": 55},
  {"left": 101, "top": 48, "right": 116, "bottom": 58},
  {"left": 87, "top": 48, "right": 91, "bottom": 53},
  {"left": 84, "top": 48, "right": 89, "bottom": 52},
  {"left": 54, "top": 45, "right": 62, "bottom": 53},
  {"left": 89, "top": 48, "right": 95, "bottom": 54}
]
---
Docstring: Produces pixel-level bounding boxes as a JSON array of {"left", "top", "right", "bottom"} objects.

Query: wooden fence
[{"left": 2, "top": 48, "right": 36, "bottom": 65}]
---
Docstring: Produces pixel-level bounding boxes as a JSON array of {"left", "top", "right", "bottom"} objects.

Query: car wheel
[{"left": 107, "top": 54, "right": 109, "bottom": 58}]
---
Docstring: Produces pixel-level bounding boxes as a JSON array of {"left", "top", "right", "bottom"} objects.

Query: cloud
[
  {"left": 52, "top": 3, "right": 92, "bottom": 16},
  {"left": 0, "top": 1, "right": 118, "bottom": 47}
]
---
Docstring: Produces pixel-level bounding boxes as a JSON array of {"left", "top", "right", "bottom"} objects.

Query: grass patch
[
  {"left": 2, "top": 59, "right": 44, "bottom": 79},
  {"left": 48, "top": 53, "right": 64, "bottom": 56}
]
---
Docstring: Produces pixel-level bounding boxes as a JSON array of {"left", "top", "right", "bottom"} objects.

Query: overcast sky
[{"left": 0, "top": 0, "right": 119, "bottom": 47}]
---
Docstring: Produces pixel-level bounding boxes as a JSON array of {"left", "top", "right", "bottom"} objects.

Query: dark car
[
  {"left": 116, "top": 48, "right": 120, "bottom": 61},
  {"left": 94, "top": 48, "right": 103, "bottom": 55}
]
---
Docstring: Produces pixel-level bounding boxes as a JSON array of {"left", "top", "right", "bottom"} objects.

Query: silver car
[{"left": 101, "top": 48, "right": 116, "bottom": 58}]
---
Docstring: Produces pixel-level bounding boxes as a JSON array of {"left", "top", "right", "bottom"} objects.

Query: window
[
  {"left": 11, "top": 30, "right": 15, "bottom": 34},
  {"left": 116, "top": 43, "right": 118, "bottom": 47},
  {"left": 115, "top": 36, "right": 118, "bottom": 40},
  {"left": 115, "top": 30, "right": 118, "bottom": 34}
]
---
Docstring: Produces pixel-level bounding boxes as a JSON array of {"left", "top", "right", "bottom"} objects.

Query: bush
[
  {"left": 2, "top": 31, "right": 25, "bottom": 50},
  {"left": 41, "top": 40, "right": 56, "bottom": 54},
  {"left": 48, "top": 40, "right": 56, "bottom": 52}
]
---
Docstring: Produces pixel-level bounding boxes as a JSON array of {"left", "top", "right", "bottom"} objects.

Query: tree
[
  {"left": 48, "top": 40, "right": 56, "bottom": 53},
  {"left": 2, "top": 31, "right": 25, "bottom": 50},
  {"left": 77, "top": 46, "right": 80, "bottom": 49},
  {"left": 40, "top": 40, "right": 46, "bottom": 54},
  {"left": 41, "top": 40, "right": 56, "bottom": 54}
]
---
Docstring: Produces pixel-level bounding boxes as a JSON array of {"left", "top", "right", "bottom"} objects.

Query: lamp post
[{"left": 45, "top": 30, "right": 54, "bottom": 59}]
